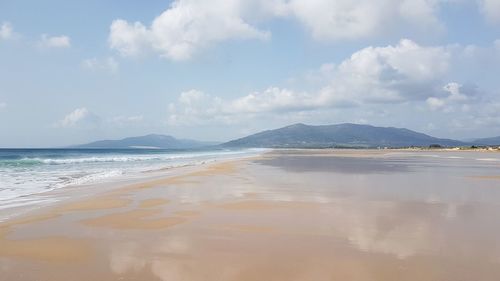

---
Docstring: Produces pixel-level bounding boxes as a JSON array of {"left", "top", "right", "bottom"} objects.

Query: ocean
[{"left": 0, "top": 148, "right": 261, "bottom": 212}]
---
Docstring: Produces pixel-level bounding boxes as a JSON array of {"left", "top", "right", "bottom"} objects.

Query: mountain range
[
  {"left": 74, "top": 134, "right": 217, "bottom": 149},
  {"left": 74, "top": 123, "right": 500, "bottom": 149},
  {"left": 222, "top": 123, "right": 466, "bottom": 148},
  {"left": 472, "top": 136, "right": 500, "bottom": 146}
]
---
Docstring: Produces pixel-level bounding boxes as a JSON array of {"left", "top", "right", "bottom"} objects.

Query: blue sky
[{"left": 1, "top": 0, "right": 500, "bottom": 147}]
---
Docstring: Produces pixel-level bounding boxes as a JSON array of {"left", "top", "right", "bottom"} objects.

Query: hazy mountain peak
[
  {"left": 286, "top": 123, "right": 308, "bottom": 128},
  {"left": 74, "top": 134, "right": 215, "bottom": 149}
]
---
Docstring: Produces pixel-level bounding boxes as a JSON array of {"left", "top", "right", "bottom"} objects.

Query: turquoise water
[{"left": 0, "top": 148, "right": 259, "bottom": 210}]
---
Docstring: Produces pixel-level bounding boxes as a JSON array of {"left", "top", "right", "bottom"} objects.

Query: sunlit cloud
[{"left": 38, "top": 34, "right": 71, "bottom": 48}]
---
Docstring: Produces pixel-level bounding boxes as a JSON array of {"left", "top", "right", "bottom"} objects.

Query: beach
[{"left": 1, "top": 149, "right": 500, "bottom": 281}]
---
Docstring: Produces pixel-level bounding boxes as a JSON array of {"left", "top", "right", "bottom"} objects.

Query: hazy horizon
[
  {"left": 1, "top": 0, "right": 500, "bottom": 147},
  {"left": 0, "top": 121, "right": 489, "bottom": 149}
]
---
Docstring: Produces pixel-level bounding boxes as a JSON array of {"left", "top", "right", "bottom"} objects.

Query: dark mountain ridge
[{"left": 222, "top": 123, "right": 466, "bottom": 148}]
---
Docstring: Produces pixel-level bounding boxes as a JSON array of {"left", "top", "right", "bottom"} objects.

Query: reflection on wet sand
[
  {"left": 1, "top": 150, "right": 500, "bottom": 280},
  {"left": 82, "top": 209, "right": 187, "bottom": 229}
]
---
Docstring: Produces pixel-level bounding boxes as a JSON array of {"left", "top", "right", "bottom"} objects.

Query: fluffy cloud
[
  {"left": 109, "top": 0, "right": 270, "bottom": 60},
  {"left": 478, "top": 0, "right": 500, "bottom": 23},
  {"left": 168, "top": 39, "right": 453, "bottom": 124},
  {"left": 428, "top": 100, "right": 500, "bottom": 135},
  {"left": 231, "top": 87, "right": 321, "bottom": 112},
  {"left": 55, "top": 106, "right": 146, "bottom": 129},
  {"left": 426, "top": 82, "right": 477, "bottom": 111},
  {"left": 107, "top": 1, "right": 500, "bottom": 61},
  {"left": 109, "top": 0, "right": 446, "bottom": 60},
  {"left": 168, "top": 90, "right": 225, "bottom": 125},
  {"left": 168, "top": 87, "right": 322, "bottom": 125},
  {"left": 320, "top": 39, "right": 450, "bottom": 104},
  {"left": 82, "top": 57, "right": 119, "bottom": 73},
  {"left": 109, "top": 20, "right": 151, "bottom": 57},
  {"left": 55, "top": 107, "right": 100, "bottom": 128},
  {"left": 286, "top": 0, "right": 442, "bottom": 41},
  {"left": 0, "top": 22, "right": 13, "bottom": 40},
  {"left": 38, "top": 34, "right": 71, "bottom": 48}
]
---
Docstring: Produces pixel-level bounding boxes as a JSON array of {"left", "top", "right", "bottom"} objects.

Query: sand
[
  {"left": 1, "top": 150, "right": 500, "bottom": 280},
  {"left": 57, "top": 197, "right": 132, "bottom": 212},
  {"left": 81, "top": 209, "right": 186, "bottom": 230},
  {"left": 0, "top": 236, "right": 92, "bottom": 262},
  {"left": 139, "top": 199, "right": 170, "bottom": 208}
]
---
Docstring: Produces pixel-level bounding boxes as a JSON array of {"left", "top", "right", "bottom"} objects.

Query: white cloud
[
  {"left": 432, "top": 100, "right": 500, "bottom": 135},
  {"left": 321, "top": 39, "right": 450, "bottom": 104},
  {"left": 109, "top": 0, "right": 270, "bottom": 61},
  {"left": 55, "top": 109, "right": 144, "bottom": 129},
  {"left": 426, "top": 82, "right": 476, "bottom": 111},
  {"left": 287, "top": 0, "right": 442, "bottom": 41},
  {"left": 38, "top": 34, "right": 71, "bottom": 48},
  {"left": 167, "top": 87, "right": 323, "bottom": 126},
  {"left": 398, "top": 0, "right": 442, "bottom": 27},
  {"left": 108, "top": 0, "right": 447, "bottom": 60},
  {"left": 0, "top": 102, "right": 6, "bottom": 109},
  {"left": 106, "top": 1, "right": 500, "bottom": 61},
  {"left": 109, "top": 20, "right": 151, "bottom": 57},
  {"left": 57, "top": 108, "right": 89, "bottom": 127},
  {"left": 426, "top": 97, "right": 446, "bottom": 110},
  {"left": 231, "top": 87, "right": 320, "bottom": 113},
  {"left": 168, "top": 39, "right": 453, "bottom": 125},
  {"left": 478, "top": 0, "right": 500, "bottom": 23},
  {"left": 55, "top": 107, "right": 100, "bottom": 128},
  {"left": 82, "top": 57, "right": 119, "bottom": 73},
  {"left": 0, "top": 22, "right": 13, "bottom": 40},
  {"left": 168, "top": 90, "right": 225, "bottom": 125}
]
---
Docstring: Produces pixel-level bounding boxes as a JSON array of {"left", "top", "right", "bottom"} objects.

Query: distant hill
[
  {"left": 472, "top": 136, "right": 500, "bottom": 146},
  {"left": 222, "top": 123, "right": 465, "bottom": 148},
  {"left": 74, "top": 134, "right": 217, "bottom": 149}
]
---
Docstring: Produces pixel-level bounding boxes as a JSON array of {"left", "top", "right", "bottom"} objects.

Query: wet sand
[{"left": 1, "top": 150, "right": 500, "bottom": 280}]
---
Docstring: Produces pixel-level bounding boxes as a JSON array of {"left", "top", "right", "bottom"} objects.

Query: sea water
[{"left": 0, "top": 148, "right": 261, "bottom": 211}]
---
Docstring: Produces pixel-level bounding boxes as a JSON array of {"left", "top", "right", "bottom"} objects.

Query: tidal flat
[{"left": 1, "top": 149, "right": 500, "bottom": 281}]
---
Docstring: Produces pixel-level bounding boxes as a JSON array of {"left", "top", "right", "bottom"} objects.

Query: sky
[{"left": 1, "top": 0, "right": 500, "bottom": 147}]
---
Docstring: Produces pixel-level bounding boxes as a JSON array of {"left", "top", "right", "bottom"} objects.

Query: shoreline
[
  {"left": 0, "top": 148, "right": 267, "bottom": 217},
  {"left": 0, "top": 153, "right": 259, "bottom": 223},
  {"left": 2, "top": 147, "right": 498, "bottom": 223},
  {"left": 2, "top": 149, "right": 500, "bottom": 280}
]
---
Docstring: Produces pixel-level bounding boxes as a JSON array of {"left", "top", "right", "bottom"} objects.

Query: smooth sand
[
  {"left": 139, "top": 199, "right": 170, "bottom": 208},
  {"left": 82, "top": 209, "right": 186, "bottom": 230},
  {"left": 2, "top": 150, "right": 500, "bottom": 280}
]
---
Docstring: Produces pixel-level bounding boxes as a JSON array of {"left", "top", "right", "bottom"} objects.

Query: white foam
[
  {"left": 0, "top": 148, "right": 264, "bottom": 214},
  {"left": 476, "top": 158, "right": 500, "bottom": 162},
  {"left": 18, "top": 149, "right": 255, "bottom": 165},
  {"left": 52, "top": 169, "right": 124, "bottom": 188}
]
